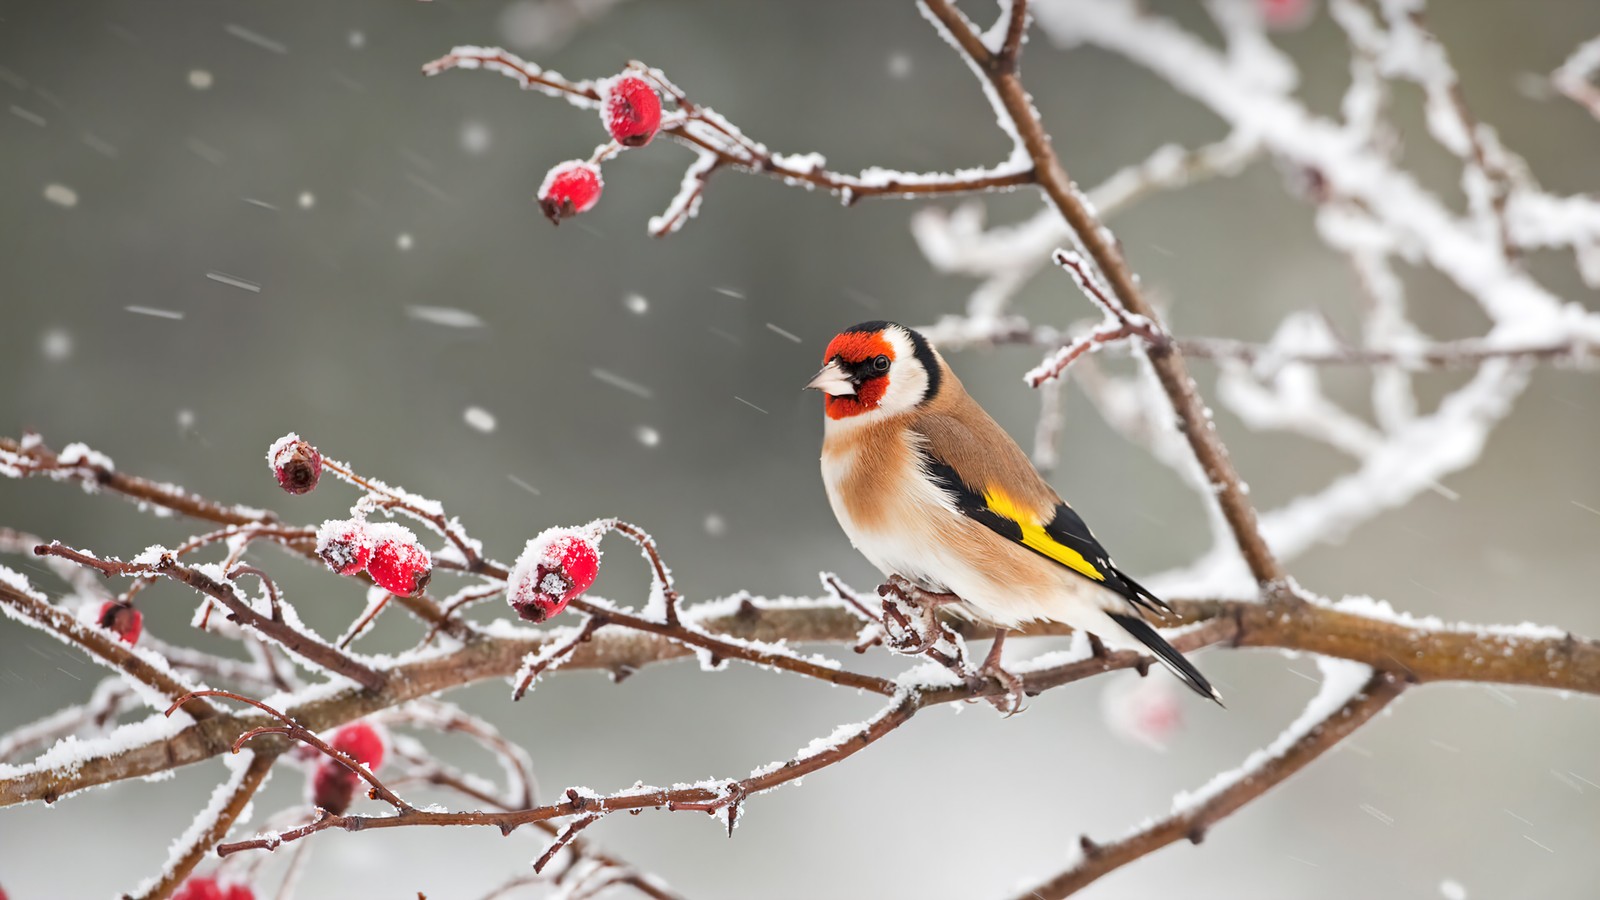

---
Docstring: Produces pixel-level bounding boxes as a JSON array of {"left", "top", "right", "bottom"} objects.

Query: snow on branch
[
  {"left": 1021, "top": 661, "right": 1406, "bottom": 899},
  {"left": 4, "top": 1, "right": 1600, "bottom": 896}
]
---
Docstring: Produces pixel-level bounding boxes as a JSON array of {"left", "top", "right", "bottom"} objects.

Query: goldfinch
[{"left": 808, "top": 321, "right": 1220, "bottom": 703}]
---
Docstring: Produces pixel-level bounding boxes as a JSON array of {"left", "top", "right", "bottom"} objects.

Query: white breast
[{"left": 820, "top": 433, "right": 956, "bottom": 593}]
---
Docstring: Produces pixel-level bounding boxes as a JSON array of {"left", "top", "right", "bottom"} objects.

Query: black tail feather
[{"left": 1108, "top": 613, "right": 1223, "bottom": 706}]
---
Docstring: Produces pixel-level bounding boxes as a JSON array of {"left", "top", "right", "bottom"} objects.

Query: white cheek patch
[{"left": 875, "top": 329, "right": 931, "bottom": 415}]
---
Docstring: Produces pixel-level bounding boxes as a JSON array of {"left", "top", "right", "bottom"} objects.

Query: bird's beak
[{"left": 804, "top": 360, "right": 855, "bottom": 396}]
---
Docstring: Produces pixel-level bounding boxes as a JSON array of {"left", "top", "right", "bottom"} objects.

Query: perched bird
[{"left": 807, "top": 321, "right": 1220, "bottom": 703}]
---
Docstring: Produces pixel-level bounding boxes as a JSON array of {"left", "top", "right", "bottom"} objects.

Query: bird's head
[{"left": 806, "top": 321, "right": 943, "bottom": 421}]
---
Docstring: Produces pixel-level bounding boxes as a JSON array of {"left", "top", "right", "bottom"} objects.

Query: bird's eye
[{"left": 871, "top": 355, "right": 890, "bottom": 373}]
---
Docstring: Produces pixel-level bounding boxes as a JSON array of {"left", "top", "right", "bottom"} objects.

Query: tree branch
[
  {"left": 127, "top": 749, "right": 279, "bottom": 900},
  {"left": 918, "top": 0, "right": 1286, "bottom": 588},
  {"left": 0, "top": 576, "right": 218, "bottom": 721},
  {"left": 5, "top": 591, "right": 1597, "bottom": 810}
]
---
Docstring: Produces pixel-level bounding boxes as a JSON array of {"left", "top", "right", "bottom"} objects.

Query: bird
[{"left": 806, "top": 320, "right": 1221, "bottom": 704}]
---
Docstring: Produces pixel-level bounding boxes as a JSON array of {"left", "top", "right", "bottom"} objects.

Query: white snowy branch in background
[
  {"left": 1035, "top": 0, "right": 1599, "bottom": 340},
  {"left": 1151, "top": 360, "right": 1528, "bottom": 598},
  {"left": 1553, "top": 33, "right": 1600, "bottom": 123},
  {"left": 915, "top": 135, "right": 1257, "bottom": 340}
]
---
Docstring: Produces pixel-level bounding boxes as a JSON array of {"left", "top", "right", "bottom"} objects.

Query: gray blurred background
[{"left": 2, "top": 1, "right": 1599, "bottom": 897}]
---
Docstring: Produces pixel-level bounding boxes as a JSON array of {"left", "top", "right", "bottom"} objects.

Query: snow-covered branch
[
  {"left": 1022, "top": 661, "right": 1407, "bottom": 899},
  {"left": 4, "top": 1, "right": 1599, "bottom": 896}
]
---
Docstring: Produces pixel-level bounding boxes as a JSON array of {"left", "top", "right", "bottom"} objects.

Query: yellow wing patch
[{"left": 981, "top": 488, "right": 1106, "bottom": 582}]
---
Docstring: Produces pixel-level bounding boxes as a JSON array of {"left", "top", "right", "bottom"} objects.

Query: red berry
[
  {"left": 507, "top": 528, "right": 602, "bottom": 623},
  {"left": 267, "top": 433, "right": 322, "bottom": 495},
  {"left": 311, "top": 762, "right": 359, "bottom": 815},
  {"left": 365, "top": 524, "right": 432, "bottom": 597},
  {"left": 1260, "top": 0, "right": 1314, "bottom": 30},
  {"left": 316, "top": 519, "right": 374, "bottom": 576},
  {"left": 601, "top": 75, "right": 662, "bottom": 148},
  {"left": 537, "top": 161, "right": 602, "bottom": 225},
  {"left": 331, "top": 721, "right": 386, "bottom": 771},
  {"left": 173, "top": 878, "right": 254, "bottom": 900},
  {"left": 97, "top": 600, "right": 143, "bottom": 644},
  {"left": 559, "top": 539, "right": 600, "bottom": 596}
]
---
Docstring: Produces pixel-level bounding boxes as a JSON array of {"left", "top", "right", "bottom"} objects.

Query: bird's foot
[
  {"left": 877, "top": 577, "right": 959, "bottom": 656},
  {"left": 970, "top": 628, "right": 1027, "bottom": 716}
]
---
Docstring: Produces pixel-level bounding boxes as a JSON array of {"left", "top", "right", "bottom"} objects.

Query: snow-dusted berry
[
  {"left": 331, "top": 721, "right": 386, "bottom": 771},
  {"left": 172, "top": 877, "right": 255, "bottom": 900},
  {"left": 317, "top": 519, "right": 374, "bottom": 576},
  {"left": 366, "top": 524, "right": 432, "bottom": 596},
  {"left": 537, "top": 161, "right": 602, "bottom": 225},
  {"left": 601, "top": 75, "right": 662, "bottom": 148},
  {"left": 507, "top": 527, "right": 601, "bottom": 623},
  {"left": 267, "top": 433, "right": 322, "bottom": 495},
  {"left": 97, "top": 600, "right": 143, "bottom": 644}
]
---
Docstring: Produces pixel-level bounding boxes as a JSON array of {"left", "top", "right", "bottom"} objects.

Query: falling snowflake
[
  {"left": 460, "top": 120, "right": 491, "bottom": 155},
  {"left": 40, "top": 328, "right": 72, "bottom": 361},
  {"left": 464, "top": 407, "right": 497, "bottom": 433},
  {"left": 43, "top": 184, "right": 78, "bottom": 208}
]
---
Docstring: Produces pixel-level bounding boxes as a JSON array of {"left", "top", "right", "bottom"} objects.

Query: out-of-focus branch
[
  {"left": 0, "top": 576, "right": 218, "bottom": 721},
  {"left": 1022, "top": 666, "right": 1408, "bottom": 899},
  {"left": 128, "top": 749, "right": 278, "bottom": 900},
  {"left": 1554, "top": 34, "right": 1600, "bottom": 122}
]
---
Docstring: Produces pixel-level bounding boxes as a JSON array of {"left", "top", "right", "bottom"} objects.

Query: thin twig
[{"left": 37, "top": 543, "right": 387, "bottom": 692}]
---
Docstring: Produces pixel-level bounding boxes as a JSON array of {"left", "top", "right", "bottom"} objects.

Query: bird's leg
[{"left": 974, "top": 627, "right": 1027, "bottom": 715}]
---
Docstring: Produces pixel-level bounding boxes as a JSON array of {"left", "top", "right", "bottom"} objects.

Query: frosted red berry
[
  {"left": 316, "top": 519, "right": 375, "bottom": 576},
  {"left": 537, "top": 161, "right": 602, "bottom": 225},
  {"left": 601, "top": 75, "right": 662, "bottom": 148},
  {"left": 332, "top": 721, "right": 386, "bottom": 771},
  {"left": 267, "top": 433, "right": 322, "bottom": 495},
  {"left": 98, "top": 600, "right": 143, "bottom": 644},
  {"left": 366, "top": 524, "right": 432, "bottom": 596},
  {"left": 508, "top": 529, "right": 601, "bottom": 623},
  {"left": 559, "top": 538, "right": 600, "bottom": 596}
]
